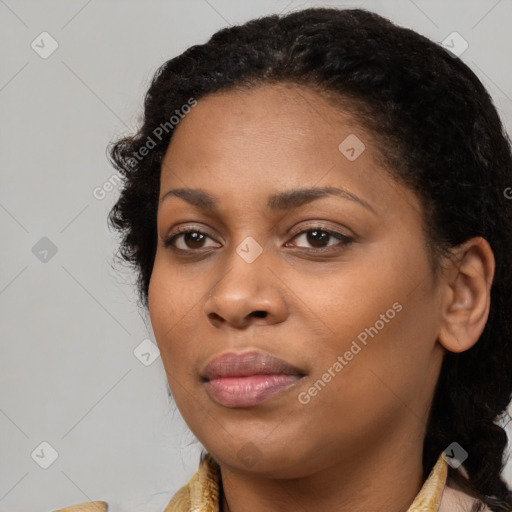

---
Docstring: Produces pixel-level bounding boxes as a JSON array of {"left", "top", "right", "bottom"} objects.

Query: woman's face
[{"left": 148, "top": 83, "right": 446, "bottom": 477}]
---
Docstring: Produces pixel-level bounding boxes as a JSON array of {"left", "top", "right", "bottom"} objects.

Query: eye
[
  {"left": 163, "top": 225, "right": 354, "bottom": 253},
  {"left": 286, "top": 227, "right": 354, "bottom": 251},
  {"left": 163, "top": 227, "right": 220, "bottom": 251}
]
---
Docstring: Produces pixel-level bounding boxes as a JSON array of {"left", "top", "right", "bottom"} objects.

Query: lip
[{"left": 202, "top": 350, "right": 305, "bottom": 408}]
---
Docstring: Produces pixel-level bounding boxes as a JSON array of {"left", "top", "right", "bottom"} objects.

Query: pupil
[
  {"left": 185, "top": 232, "right": 204, "bottom": 248},
  {"left": 307, "top": 230, "right": 328, "bottom": 248}
]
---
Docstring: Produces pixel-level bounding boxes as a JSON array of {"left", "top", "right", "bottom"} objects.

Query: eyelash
[{"left": 163, "top": 225, "right": 354, "bottom": 254}]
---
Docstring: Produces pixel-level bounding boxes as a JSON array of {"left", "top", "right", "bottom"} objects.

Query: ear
[{"left": 437, "top": 237, "right": 495, "bottom": 354}]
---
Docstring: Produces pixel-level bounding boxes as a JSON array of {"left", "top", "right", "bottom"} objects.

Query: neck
[{"left": 218, "top": 431, "right": 426, "bottom": 512}]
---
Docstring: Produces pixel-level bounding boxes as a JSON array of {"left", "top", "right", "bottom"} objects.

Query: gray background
[{"left": 1, "top": 1, "right": 511, "bottom": 511}]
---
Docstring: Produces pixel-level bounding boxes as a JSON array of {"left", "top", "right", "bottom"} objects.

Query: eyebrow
[{"left": 159, "top": 186, "right": 376, "bottom": 215}]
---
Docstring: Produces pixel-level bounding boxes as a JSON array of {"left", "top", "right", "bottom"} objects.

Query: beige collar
[{"left": 164, "top": 452, "right": 450, "bottom": 512}]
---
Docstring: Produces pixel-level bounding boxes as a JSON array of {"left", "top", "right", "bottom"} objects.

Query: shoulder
[
  {"left": 52, "top": 501, "right": 108, "bottom": 512},
  {"left": 52, "top": 490, "right": 177, "bottom": 512},
  {"left": 439, "top": 482, "right": 492, "bottom": 512}
]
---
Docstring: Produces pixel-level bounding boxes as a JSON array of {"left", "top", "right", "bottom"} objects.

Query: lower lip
[{"left": 205, "top": 374, "right": 302, "bottom": 408}]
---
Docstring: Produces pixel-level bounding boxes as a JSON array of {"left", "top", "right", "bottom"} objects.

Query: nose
[{"left": 204, "top": 246, "right": 288, "bottom": 329}]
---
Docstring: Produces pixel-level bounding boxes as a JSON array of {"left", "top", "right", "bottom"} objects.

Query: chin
[{"left": 200, "top": 430, "right": 321, "bottom": 478}]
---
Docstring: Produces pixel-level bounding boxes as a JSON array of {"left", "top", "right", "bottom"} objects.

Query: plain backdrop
[{"left": 1, "top": 1, "right": 511, "bottom": 511}]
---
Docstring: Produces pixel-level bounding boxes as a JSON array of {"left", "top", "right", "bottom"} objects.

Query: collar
[{"left": 164, "top": 452, "right": 448, "bottom": 512}]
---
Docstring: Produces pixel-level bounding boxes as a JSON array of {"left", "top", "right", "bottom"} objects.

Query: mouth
[{"left": 201, "top": 350, "right": 306, "bottom": 408}]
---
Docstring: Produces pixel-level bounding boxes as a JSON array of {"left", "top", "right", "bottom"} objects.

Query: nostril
[{"left": 252, "top": 311, "right": 267, "bottom": 318}]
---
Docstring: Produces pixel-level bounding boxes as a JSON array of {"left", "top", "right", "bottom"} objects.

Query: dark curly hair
[{"left": 107, "top": 7, "right": 512, "bottom": 511}]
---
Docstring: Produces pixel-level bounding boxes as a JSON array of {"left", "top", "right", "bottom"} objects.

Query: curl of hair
[{"left": 107, "top": 8, "right": 512, "bottom": 510}]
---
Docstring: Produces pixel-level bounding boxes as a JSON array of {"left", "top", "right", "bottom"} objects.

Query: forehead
[
  {"left": 158, "top": 83, "right": 420, "bottom": 223},
  {"left": 162, "top": 85, "right": 372, "bottom": 180},
  {"left": 165, "top": 83, "right": 364, "bottom": 152}
]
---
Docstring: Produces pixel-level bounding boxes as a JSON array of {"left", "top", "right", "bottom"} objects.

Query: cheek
[
  {"left": 303, "top": 247, "right": 438, "bottom": 403},
  {"left": 293, "top": 307, "right": 437, "bottom": 457},
  {"left": 148, "top": 261, "right": 184, "bottom": 370},
  {"left": 148, "top": 261, "right": 205, "bottom": 382},
  {"left": 148, "top": 263, "right": 173, "bottom": 342},
  {"left": 148, "top": 253, "right": 196, "bottom": 335}
]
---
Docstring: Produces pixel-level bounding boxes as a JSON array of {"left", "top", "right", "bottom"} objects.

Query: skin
[{"left": 148, "top": 83, "right": 495, "bottom": 512}]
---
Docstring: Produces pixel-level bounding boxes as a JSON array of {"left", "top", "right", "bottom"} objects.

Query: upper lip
[{"left": 202, "top": 350, "right": 305, "bottom": 380}]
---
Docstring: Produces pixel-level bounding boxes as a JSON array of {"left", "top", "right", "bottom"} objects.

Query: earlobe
[{"left": 437, "top": 237, "right": 495, "bottom": 354}]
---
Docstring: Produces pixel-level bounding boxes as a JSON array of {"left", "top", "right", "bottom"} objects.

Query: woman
[{"left": 57, "top": 6, "right": 512, "bottom": 512}]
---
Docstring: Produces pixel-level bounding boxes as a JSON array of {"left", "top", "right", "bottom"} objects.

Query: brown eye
[
  {"left": 181, "top": 232, "right": 207, "bottom": 249},
  {"left": 164, "top": 229, "right": 220, "bottom": 251},
  {"left": 305, "top": 230, "right": 330, "bottom": 248},
  {"left": 289, "top": 228, "right": 353, "bottom": 251}
]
